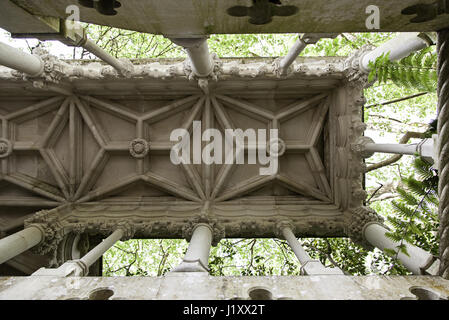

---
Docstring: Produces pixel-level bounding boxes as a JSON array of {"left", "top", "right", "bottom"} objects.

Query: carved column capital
[
  {"left": 25, "top": 211, "right": 66, "bottom": 255},
  {"left": 345, "top": 206, "right": 384, "bottom": 249},
  {"left": 27, "top": 48, "right": 68, "bottom": 84},
  {"left": 351, "top": 136, "right": 375, "bottom": 159},
  {"left": 343, "top": 45, "right": 375, "bottom": 89},
  {"left": 183, "top": 53, "right": 222, "bottom": 81},
  {"left": 182, "top": 216, "right": 225, "bottom": 246},
  {"left": 274, "top": 220, "right": 295, "bottom": 239},
  {"left": 117, "top": 221, "right": 136, "bottom": 241}
]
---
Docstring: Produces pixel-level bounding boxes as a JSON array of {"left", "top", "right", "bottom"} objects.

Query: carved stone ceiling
[
  {"left": 0, "top": 57, "right": 365, "bottom": 238},
  {"left": 6, "top": 0, "right": 449, "bottom": 34}
]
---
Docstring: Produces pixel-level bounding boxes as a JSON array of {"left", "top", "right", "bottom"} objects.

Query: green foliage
[
  {"left": 368, "top": 47, "right": 438, "bottom": 92},
  {"left": 384, "top": 140, "right": 439, "bottom": 262}
]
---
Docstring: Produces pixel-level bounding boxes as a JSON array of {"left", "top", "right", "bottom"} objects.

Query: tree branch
[{"left": 366, "top": 131, "right": 427, "bottom": 172}]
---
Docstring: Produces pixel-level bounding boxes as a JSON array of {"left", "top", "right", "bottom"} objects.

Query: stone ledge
[{"left": 0, "top": 275, "right": 448, "bottom": 300}]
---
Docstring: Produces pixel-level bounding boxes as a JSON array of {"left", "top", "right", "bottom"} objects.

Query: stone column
[
  {"left": 170, "top": 38, "right": 215, "bottom": 77},
  {"left": 359, "top": 32, "right": 433, "bottom": 72},
  {"left": 277, "top": 33, "right": 337, "bottom": 75},
  {"left": 172, "top": 223, "right": 213, "bottom": 273},
  {"left": 33, "top": 222, "right": 134, "bottom": 276},
  {"left": 364, "top": 223, "right": 438, "bottom": 275},
  {"left": 352, "top": 136, "right": 436, "bottom": 163},
  {"left": 275, "top": 221, "right": 344, "bottom": 275},
  {"left": 0, "top": 226, "right": 44, "bottom": 264},
  {"left": 0, "top": 41, "right": 44, "bottom": 76},
  {"left": 171, "top": 218, "right": 225, "bottom": 273},
  {"left": 348, "top": 207, "right": 439, "bottom": 275}
]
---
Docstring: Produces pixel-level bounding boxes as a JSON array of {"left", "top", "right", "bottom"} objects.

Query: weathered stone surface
[
  {"left": 0, "top": 275, "right": 448, "bottom": 300},
  {"left": 4, "top": 0, "right": 449, "bottom": 35}
]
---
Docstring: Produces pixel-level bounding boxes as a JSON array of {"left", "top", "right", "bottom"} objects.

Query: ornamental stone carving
[
  {"left": 269, "top": 138, "right": 286, "bottom": 157},
  {"left": 0, "top": 138, "right": 12, "bottom": 159},
  {"left": 183, "top": 52, "right": 222, "bottom": 81},
  {"left": 30, "top": 48, "right": 67, "bottom": 83},
  {"left": 344, "top": 45, "right": 375, "bottom": 89},
  {"left": 129, "top": 138, "right": 150, "bottom": 158},
  {"left": 182, "top": 215, "right": 225, "bottom": 246},
  {"left": 25, "top": 219, "right": 65, "bottom": 256},
  {"left": 117, "top": 221, "right": 136, "bottom": 241},
  {"left": 345, "top": 206, "right": 384, "bottom": 249},
  {"left": 351, "top": 136, "right": 376, "bottom": 159},
  {"left": 274, "top": 220, "right": 295, "bottom": 239}
]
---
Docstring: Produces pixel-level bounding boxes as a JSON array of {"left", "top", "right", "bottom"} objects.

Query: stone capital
[
  {"left": 117, "top": 221, "right": 136, "bottom": 241},
  {"left": 345, "top": 206, "right": 384, "bottom": 249},
  {"left": 351, "top": 136, "right": 375, "bottom": 159},
  {"left": 182, "top": 216, "right": 225, "bottom": 246},
  {"left": 274, "top": 220, "right": 295, "bottom": 239}
]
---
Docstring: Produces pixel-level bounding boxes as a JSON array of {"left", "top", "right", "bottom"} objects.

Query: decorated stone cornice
[
  {"left": 182, "top": 215, "right": 225, "bottom": 246},
  {"left": 345, "top": 206, "right": 384, "bottom": 249},
  {"left": 0, "top": 57, "right": 346, "bottom": 81}
]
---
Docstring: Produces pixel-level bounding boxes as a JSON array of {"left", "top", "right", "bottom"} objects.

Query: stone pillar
[
  {"left": 352, "top": 136, "right": 436, "bottom": 163},
  {"left": 172, "top": 224, "right": 213, "bottom": 272},
  {"left": 33, "top": 222, "right": 135, "bottom": 276},
  {"left": 364, "top": 223, "right": 439, "bottom": 275},
  {"left": 0, "top": 226, "right": 44, "bottom": 264},
  {"left": 170, "top": 38, "right": 215, "bottom": 77},
  {"left": 277, "top": 33, "right": 337, "bottom": 75},
  {"left": 275, "top": 221, "right": 344, "bottom": 275},
  {"left": 360, "top": 32, "right": 433, "bottom": 72},
  {"left": 172, "top": 218, "right": 225, "bottom": 273},
  {"left": 0, "top": 41, "right": 44, "bottom": 76},
  {"left": 347, "top": 207, "right": 439, "bottom": 275}
]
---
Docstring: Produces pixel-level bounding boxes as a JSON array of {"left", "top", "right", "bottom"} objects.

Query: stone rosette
[
  {"left": 129, "top": 138, "right": 149, "bottom": 158},
  {"left": 0, "top": 138, "right": 12, "bottom": 159}
]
